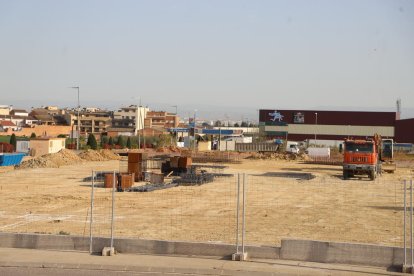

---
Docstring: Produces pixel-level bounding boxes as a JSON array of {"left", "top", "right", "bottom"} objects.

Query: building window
[{"left": 293, "top": 112, "right": 305, "bottom": 124}]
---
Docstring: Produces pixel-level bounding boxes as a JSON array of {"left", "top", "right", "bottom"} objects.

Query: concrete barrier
[
  {"left": 0, "top": 233, "right": 403, "bottom": 268},
  {"left": 0, "top": 233, "right": 279, "bottom": 259},
  {"left": 280, "top": 239, "right": 403, "bottom": 269}
]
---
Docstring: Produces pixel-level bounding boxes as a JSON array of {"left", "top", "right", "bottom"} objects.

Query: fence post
[
  {"left": 404, "top": 180, "right": 407, "bottom": 270},
  {"left": 242, "top": 173, "right": 246, "bottom": 256},
  {"left": 110, "top": 170, "right": 116, "bottom": 250},
  {"left": 89, "top": 170, "right": 95, "bottom": 254},
  {"left": 235, "top": 173, "right": 240, "bottom": 254},
  {"left": 232, "top": 173, "right": 248, "bottom": 261},
  {"left": 411, "top": 179, "right": 413, "bottom": 270}
]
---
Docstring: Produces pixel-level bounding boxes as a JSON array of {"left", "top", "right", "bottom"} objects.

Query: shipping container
[{"left": 0, "top": 153, "right": 25, "bottom": 166}]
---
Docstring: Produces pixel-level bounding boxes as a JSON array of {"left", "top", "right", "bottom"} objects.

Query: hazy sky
[{"left": 0, "top": 0, "right": 413, "bottom": 120}]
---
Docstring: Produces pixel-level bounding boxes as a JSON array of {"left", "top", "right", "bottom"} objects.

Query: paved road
[
  {"left": 0, "top": 248, "right": 402, "bottom": 275},
  {"left": 0, "top": 267, "right": 204, "bottom": 276}
]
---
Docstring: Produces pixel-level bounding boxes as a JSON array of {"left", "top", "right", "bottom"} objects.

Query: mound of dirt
[
  {"left": 78, "top": 150, "right": 106, "bottom": 161},
  {"left": 78, "top": 149, "right": 121, "bottom": 161},
  {"left": 99, "top": 149, "right": 121, "bottom": 160},
  {"left": 155, "top": 146, "right": 182, "bottom": 154},
  {"left": 246, "top": 152, "right": 310, "bottom": 161},
  {"left": 18, "top": 149, "right": 84, "bottom": 169},
  {"left": 18, "top": 149, "right": 121, "bottom": 169}
]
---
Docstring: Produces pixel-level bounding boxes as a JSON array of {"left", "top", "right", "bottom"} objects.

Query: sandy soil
[{"left": 0, "top": 157, "right": 413, "bottom": 247}]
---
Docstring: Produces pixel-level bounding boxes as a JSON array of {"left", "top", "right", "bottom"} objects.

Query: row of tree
[
  {"left": 213, "top": 121, "right": 255, "bottom": 127},
  {"left": 84, "top": 133, "right": 175, "bottom": 150}
]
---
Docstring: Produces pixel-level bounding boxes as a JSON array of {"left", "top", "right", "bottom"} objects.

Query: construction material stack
[
  {"left": 104, "top": 173, "right": 117, "bottom": 188},
  {"left": 117, "top": 173, "right": 134, "bottom": 191},
  {"left": 161, "top": 156, "right": 192, "bottom": 176},
  {"left": 128, "top": 152, "right": 147, "bottom": 181}
]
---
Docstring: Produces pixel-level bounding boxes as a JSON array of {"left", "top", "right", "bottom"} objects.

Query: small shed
[{"left": 30, "top": 137, "right": 66, "bottom": 157}]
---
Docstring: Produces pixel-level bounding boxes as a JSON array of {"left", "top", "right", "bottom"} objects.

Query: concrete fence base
[{"left": 0, "top": 233, "right": 404, "bottom": 269}]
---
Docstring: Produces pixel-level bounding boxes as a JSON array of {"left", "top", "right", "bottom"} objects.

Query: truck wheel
[
  {"left": 369, "top": 170, "right": 375, "bottom": 180},
  {"left": 343, "top": 170, "right": 349, "bottom": 180}
]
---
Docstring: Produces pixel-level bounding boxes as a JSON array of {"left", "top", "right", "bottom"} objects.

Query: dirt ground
[{"left": 0, "top": 154, "right": 413, "bottom": 247}]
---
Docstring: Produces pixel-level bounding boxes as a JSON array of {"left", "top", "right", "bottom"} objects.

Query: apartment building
[{"left": 112, "top": 105, "right": 149, "bottom": 130}]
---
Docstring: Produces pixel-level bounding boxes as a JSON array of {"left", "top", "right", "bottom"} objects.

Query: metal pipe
[
  {"left": 89, "top": 170, "right": 95, "bottom": 254},
  {"left": 242, "top": 173, "right": 246, "bottom": 255},
  {"left": 110, "top": 171, "right": 115, "bottom": 249},
  {"left": 404, "top": 180, "right": 407, "bottom": 267},
  {"left": 235, "top": 174, "right": 240, "bottom": 254}
]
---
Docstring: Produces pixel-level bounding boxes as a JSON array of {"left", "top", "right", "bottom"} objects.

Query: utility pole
[
  {"left": 193, "top": 110, "right": 197, "bottom": 152},
  {"left": 314, "top": 112, "right": 318, "bottom": 146},
  {"left": 70, "top": 86, "right": 80, "bottom": 150}
]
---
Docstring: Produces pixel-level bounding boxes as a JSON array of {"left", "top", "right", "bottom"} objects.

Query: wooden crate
[
  {"left": 104, "top": 173, "right": 117, "bottom": 188},
  {"left": 118, "top": 173, "right": 134, "bottom": 189},
  {"left": 170, "top": 156, "right": 180, "bottom": 168},
  {"left": 178, "top": 157, "right": 192, "bottom": 168},
  {"left": 128, "top": 153, "right": 148, "bottom": 163}
]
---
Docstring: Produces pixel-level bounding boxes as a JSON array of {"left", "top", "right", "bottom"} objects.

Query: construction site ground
[{"left": 0, "top": 150, "right": 413, "bottom": 248}]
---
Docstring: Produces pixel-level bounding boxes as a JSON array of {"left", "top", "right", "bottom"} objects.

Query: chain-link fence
[
  {"left": 0, "top": 162, "right": 410, "bottom": 253},
  {"left": 244, "top": 174, "right": 405, "bottom": 247},
  {"left": 0, "top": 168, "right": 92, "bottom": 236},
  {"left": 93, "top": 172, "right": 236, "bottom": 243}
]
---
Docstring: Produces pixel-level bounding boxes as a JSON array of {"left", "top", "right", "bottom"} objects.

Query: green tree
[
  {"left": 117, "top": 135, "right": 126, "bottom": 148},
  {"left": 87, "top": 133, "right": 98, "bottom": 150},
  {"left": 101, "top": 135, "right": 109, "bottom": 147},
  {"left": 108, "top": 136, "right": 114, "bottom": 146},
  {"left": 241, "top": 121, "right": 248, "bottom": 127},
  {"left": 214, "top": 120, "right": 223, "bottom": 127},
  {"left": 234, "top": 123, "right": 240, "bottom": 127},
  {"left": 30, "top": 132, "right": 36, "bottom": 139},
  {"left": 10, "top": 134, "right": 17, "bottom": 151},
  {"left": 126, "top": 137, "right": 132, "bottom": 149}
]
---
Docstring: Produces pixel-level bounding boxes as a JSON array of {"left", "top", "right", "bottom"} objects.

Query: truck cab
[
  {"left": 286, "top": 142, "right": 300, "bottom": 154},
  {"left": 343, "top": 139, "right": 381, "bottom": 180}
]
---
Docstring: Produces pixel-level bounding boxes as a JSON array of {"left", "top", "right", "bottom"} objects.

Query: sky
[{"left": 0, "top": 0, "right": 413, "bottom": 121}]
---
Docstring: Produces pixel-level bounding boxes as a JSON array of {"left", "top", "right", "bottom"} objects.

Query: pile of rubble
[
  {"left": 246, "top": 152, "right": 311, "bottom": 161},
  {"left": 18, "top": 149, "right": 121, "bottom": 169},
  {"left": 155, "top": 146, "right": 182, "bottom": 153},
  {"left": 78, "top": 150, "right": 121, "bottom": 161},
  {"left": 99, "top": 149, "right": 121, "bottom": 160},
  {"left": 19, "top": 149, "right": 83, "bottom": 169}
]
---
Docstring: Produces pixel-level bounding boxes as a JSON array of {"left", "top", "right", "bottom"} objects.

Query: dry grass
[{"left": 0, "top": 157, "right": 412, "bottom": 247}]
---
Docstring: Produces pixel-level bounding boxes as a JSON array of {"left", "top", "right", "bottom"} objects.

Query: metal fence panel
[{"left": 245, "top": 174, "right": 405, "bottom": 247}]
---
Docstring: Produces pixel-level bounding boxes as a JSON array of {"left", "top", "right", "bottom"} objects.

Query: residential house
[
  {"left": 0, "top": 120, "right": 18, "bottom": 132},
  {"left": 10, "top": 109, "right": 29, "bottom": 117}
]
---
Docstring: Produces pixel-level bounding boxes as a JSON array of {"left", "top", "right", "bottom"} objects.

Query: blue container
[{"left": 0, "top": 153, "right": 26, "bottom": 166}]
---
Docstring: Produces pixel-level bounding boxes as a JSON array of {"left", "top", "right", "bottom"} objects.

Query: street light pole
[
  {"left": 314, "top": 112, "right": 318, "bottom": 146},
  {"left": 70, "top": 86, "right": 80, "bottom": 150},
  {"left": 193, "top": 109, "right": 197, "bottom": 152}
]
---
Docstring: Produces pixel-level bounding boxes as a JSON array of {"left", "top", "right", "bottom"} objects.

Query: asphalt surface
[{"left": 0, "top": 248, "right": 403, "bottom": 276}]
